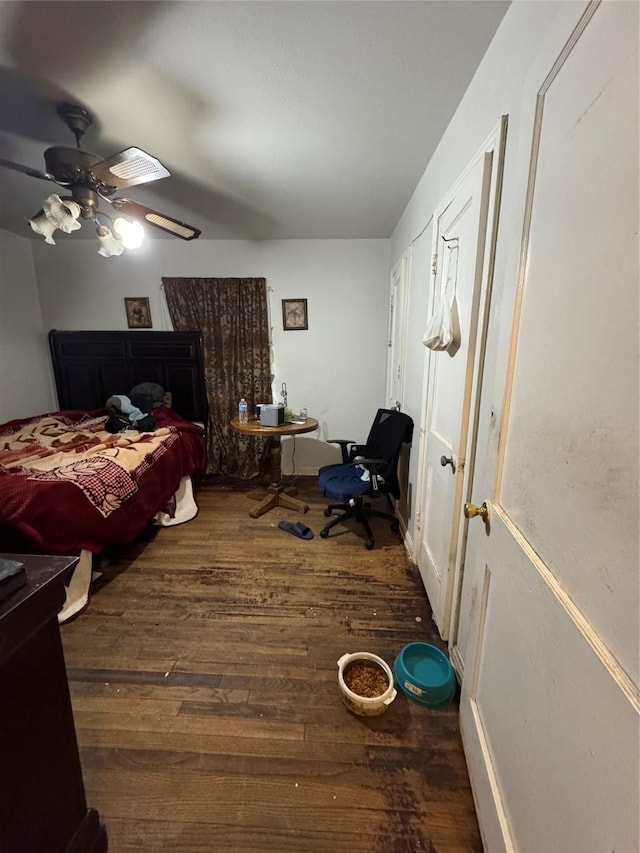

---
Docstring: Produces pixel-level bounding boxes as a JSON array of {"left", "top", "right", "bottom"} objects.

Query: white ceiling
[{"left": 0, "top": 0, "right": 509, "bottom": 241}]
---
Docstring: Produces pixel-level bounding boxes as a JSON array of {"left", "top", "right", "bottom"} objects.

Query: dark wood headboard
[{"left": 48, "top": 330, "right": 207, "bottom": 423}]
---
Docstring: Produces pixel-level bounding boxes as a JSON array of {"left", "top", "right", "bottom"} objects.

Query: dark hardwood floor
[{"left": 61, "top": 476, "right": 483, "bottom": 853}]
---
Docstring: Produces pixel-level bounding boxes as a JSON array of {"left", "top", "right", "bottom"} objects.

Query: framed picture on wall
[
  {"left": 282, "top": 298, "right": 308, "bottom": 331},
  {"left": 124, "top": 297, "right": 152, "bottom": 329}
]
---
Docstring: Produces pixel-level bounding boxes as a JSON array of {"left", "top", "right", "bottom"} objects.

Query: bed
[{"left": 0, "top": 330, "right": 208, "bottom": 620}]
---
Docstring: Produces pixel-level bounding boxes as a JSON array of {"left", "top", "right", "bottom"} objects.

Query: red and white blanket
[{"left": 0, "top": 406, "right": 205, "bottom": 554}]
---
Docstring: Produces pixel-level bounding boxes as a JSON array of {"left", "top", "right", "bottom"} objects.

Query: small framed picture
[
  {"left": 124, "top": 297, "right": 152, "bottom": 329},
  {"left": 282, "top": 298, "right": 308, "bottom": 331}
]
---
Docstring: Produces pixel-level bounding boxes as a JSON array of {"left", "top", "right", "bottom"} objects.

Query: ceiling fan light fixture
[
  {"left": 28, "top": 210, "right": 58, "bottom": 244},
  {"left": 113, "top": 216, "right": 145, "bottom": 249},
  {"left": 4, "top": 102, "right": 201, "bottom": 247},
  {"left": 42, "top": 193, "right": 82, "bottom": 233},
  {"left": 96, "top": 224, "right": 125, "bottom": 258},
  {"left": 28, "top": 193, "right": 82, "bottom": 243}
]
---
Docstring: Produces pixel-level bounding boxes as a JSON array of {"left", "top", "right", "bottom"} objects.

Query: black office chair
[{"left": 318, "top": 408, "right": 413, "bottom": 549}]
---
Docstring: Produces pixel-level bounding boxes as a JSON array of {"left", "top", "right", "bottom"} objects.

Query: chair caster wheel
[
  {"left": 324, "top": 508, "right": 332, "bottom": 517},
  {"left": 365, "top": 541, "right": 374, "bottom": 550},
  {"left": 319, "top": 529, "right": 329, "bottom": 539}
]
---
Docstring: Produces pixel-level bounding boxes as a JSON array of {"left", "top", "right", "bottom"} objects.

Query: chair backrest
[{"left": 363, "top": 408, "right": 414, "bottom": 499}]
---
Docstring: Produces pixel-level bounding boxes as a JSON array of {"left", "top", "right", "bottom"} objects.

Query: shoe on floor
[{"left": 278, "top": 520, "right": 314, "bottom": 540}]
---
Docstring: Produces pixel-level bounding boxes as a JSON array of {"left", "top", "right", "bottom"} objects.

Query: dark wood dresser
[{"left": 0, "top": 554, "right": 107, "bottom": 852}]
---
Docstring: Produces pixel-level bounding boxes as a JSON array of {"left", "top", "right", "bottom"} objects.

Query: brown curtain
[{"left": 162, "top": 277, "right": 271, "bottom": 478}]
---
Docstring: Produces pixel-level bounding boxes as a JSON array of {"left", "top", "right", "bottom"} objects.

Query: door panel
[
  {"left": 458, "top": 3, "right": 639, "bottom": 849},
  {"left": 472, "top": 521, "right": 639, "bottom": 852},
  {"left": 416, "top": 142, "right": 496, "bottom": 637},
  {"left": 499, "top": 24, "right": 639, "bottom": 679}
]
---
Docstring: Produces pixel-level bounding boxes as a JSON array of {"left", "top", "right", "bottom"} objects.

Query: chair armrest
[{"left": 352, "top": 456, "right": 386, "bottom": 495}]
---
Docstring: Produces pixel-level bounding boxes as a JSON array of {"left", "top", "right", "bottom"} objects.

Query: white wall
[
  {"left": 390, "top": 0, "right": 571, "bottom": 534},
  {"left": 0, "top": 228, "right": 55, "bottom": 421},
  {"left": 32, "top": 237, "right": 390, "bottom": 472}
]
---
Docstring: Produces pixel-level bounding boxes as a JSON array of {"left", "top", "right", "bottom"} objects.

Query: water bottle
[{"left": 238, "top": 397, "right": 248, "bottom": 423}]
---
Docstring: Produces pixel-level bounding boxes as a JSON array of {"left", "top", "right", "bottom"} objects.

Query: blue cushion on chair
[{"left": 318, "top": 463, "right": 372, "bottom": 503}]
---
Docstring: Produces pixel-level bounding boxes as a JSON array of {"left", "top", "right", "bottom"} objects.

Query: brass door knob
[{"left": 464, "top": 501, "right": 489, "bottom": 522}]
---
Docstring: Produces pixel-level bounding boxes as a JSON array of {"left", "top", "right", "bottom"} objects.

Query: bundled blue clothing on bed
[{"left": 105, "top": 394, "right": 156, "bottom": 433}]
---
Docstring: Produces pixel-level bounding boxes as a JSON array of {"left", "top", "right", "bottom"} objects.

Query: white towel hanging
[{"left": 423, "top": 240, "right": 460, "bottom": 351}]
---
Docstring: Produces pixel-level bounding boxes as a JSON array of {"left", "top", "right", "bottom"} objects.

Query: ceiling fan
[{"left": 0, "top": 102, "right": 201, "bottom": 246}]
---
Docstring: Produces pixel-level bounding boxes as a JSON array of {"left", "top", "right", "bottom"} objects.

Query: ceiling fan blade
[
  {"left": 112, "top": 198, "right": 201, "bottom": 240},
  {"left": 90, "top": 147, "right": 170, "bottom": 189},
  {"left": 0, "top": 157, "right": 54, "bottom": 182}
]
